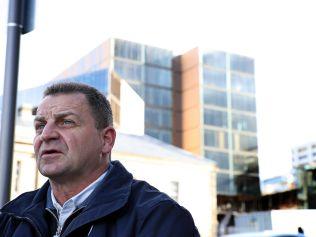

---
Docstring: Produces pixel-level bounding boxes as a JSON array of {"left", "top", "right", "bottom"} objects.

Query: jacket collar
[{"left": 62, "top": 160, "right": 133, "bottom": 236}]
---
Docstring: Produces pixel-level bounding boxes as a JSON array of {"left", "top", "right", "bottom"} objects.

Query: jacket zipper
[
  {"left": 60, "top": 207, "right": 85, "bottom": 236},
  {"left": 46, "top": 206, "right": 85, "bottom": 237},
  {"left": 46, "top": 208, "right": 62, "bottom": 236}
]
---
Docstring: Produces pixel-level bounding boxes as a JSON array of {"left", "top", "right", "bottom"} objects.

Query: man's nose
[{"left": 40, "top": 122, "right": 59, "bottom": 141}]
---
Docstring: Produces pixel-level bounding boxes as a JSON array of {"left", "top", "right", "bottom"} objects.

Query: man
[{"left": 0, "top": 82, "right": 199, "bottom": 237}]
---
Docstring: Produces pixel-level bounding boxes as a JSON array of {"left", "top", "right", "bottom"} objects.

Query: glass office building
[{"left": 173, "top": 48, "right": 259, "bottom": 200}]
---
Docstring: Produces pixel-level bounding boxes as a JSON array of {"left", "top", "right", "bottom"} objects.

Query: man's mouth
[{"left": 40, "top": 149, "right": 62, "bottom": 157}]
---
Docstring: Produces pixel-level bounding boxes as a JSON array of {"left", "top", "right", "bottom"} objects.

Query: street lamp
[{"left": 0, "top": 0, "right": 36, "bottom": 207}]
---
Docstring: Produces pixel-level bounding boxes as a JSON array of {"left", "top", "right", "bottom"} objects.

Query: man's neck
[{"left": 50, "top": 167, "right": 108, "bottom": 205}]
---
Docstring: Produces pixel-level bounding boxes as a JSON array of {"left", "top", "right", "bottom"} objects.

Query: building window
[
  {"left": 114, "top": 60, "right": 143, "bottom": 82},
  {"left": 145, "top": 46, "right": 172, "bottom": 68},
  {"left": 203, "top": 68, "right": 226, "bottom": 89},
  {"left": 203, "top": 52, "right": 226, "bottom": 69},
  {"left": 63, "top": 69, "right": 108, "bottom": 94},
  {"left": 15, "top": 161, "right": 21, "bottom": 193},
  {"left": 114, "top": 39, "right": 142, "bottom": 61},
  {"left": 233, "top": 154, "right": 258, "bottom": 173},
  {"left": 234, "top": 134, "right": 257, "bottom": 152},
  {"left": 231, "top": 93, "right": 256, "bottom": 112},
  {"left": 203, "top": 88, "right": 227, "bottom": 107},
  {"left": 145, "top": 128, "right": 172, "bottom": 144},
  {"left": 169, "top": 181, "right": 179, "bottom": 202},
  {"left": 204, "top": 150, "right": 229, "bottom": 169},
  {"left": 217, "top": 172, "right": 235, "bottom": 195},
  {"left": 145, "top": 108, "right": 172, "bottom": 128},
  {"left": 145, "top": 67, "right": 172, "bottom": 88},
  {"left": 230, "top": 54, "right": 254, "bottom": 74},
  {"left": 204, "top": 129, "right": 228, "bottom": 148},
  {"left": 231, "top": 73, "right": 255, "bottom": 94},
  {"left": 232, "top": 113, "right": 257, "bottom": 132},
  {"left": 204, "top": 109, "right": 227, "bottom": 128},
  {"left": 145, "top": 87, "right": 172, "bottom": 107}
]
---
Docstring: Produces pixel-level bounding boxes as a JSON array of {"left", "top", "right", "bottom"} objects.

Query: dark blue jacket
[{"left": 0, "top": 161, "right": 200, "bottom": 236}]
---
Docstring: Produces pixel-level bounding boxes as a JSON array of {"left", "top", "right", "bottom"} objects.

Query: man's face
[{"left": 33, "top": 93, "right": 110, "bottom": 181}]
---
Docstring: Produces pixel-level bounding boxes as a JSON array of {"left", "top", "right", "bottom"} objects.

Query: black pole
[{"left": 0, "top": 0, "right": 24, "bottom": 207}]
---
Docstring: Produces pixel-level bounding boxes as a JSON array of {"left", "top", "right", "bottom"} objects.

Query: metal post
[{"left": 0, "top": 0, "right": 24, "bottom": 207}]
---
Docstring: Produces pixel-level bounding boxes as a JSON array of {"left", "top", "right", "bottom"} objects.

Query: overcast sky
[{"left": 1, "top": 0, "right": 316, "bottom": 180}]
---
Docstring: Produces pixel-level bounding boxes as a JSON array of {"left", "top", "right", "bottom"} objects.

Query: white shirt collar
[{"left": 51, "top": 170, "right": 108, "bottom": 229}]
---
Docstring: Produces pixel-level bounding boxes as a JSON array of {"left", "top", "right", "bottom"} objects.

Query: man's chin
[{"left": 39, "top": 166, "right": 64, "bottom": 179}]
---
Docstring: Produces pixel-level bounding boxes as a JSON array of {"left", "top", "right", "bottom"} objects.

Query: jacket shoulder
[
  {"left": 130, "top": 180, "right": 200, "bottom": 236},
  {"left": 1, "top": 189, "right": 39, "bottom": 215},
  {"left": 131, "top": 179, "right": 175, "bottom": 209}
]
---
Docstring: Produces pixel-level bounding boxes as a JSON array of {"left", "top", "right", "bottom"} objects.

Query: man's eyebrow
[
  {"left": 53, "top": 111, "right": 78, "bottom": 119},
  {"left": 34, "top": 115, "right": 45, "bottom": 122},
  {"left": 34, "top": 112, "right": 79, "bottom": 122}
]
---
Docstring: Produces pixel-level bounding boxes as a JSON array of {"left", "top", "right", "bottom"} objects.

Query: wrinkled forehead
[{"left": 36, "top": 94, "right": 89, "bottom": 117}]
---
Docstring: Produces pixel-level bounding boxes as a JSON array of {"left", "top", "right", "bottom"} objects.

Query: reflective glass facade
[
  {"left": 202, "top": 51, "right": 259, "bottom": 196},
  {"left": 15, "top": 69, "right": 109, "bottom": 112},
  {"left": 113, "top": 39, "right": 173, "bottom": 143}
]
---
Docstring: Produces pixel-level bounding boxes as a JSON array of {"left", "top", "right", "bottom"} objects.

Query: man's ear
[{"left": 101, "top": 127, "right": 116, "bottom": 154}]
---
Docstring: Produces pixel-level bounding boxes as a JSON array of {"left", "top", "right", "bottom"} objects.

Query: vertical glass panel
[
  {"left": 145, "top": 67, "right": 172, "bottom": 88},
  {"left": 145, "top": 46, "right": 172, "bottom": 68},
  {"left": 204, "top": 150, "right": 229, "bottom": 169},
  {"left": 145, "top": 108, "right": 160, "bottom": 127},
  {"left": 204, "top": 129, "right": 228, "bottom": 148},
  {"left": 114, "top": 39, "right": 142, "bottom": 61},
  {"left": 161, "top": 109, "right": 172, "bottom": 128},
  {"left": 233, "top": 154, "right": 258, "bottom": 173},
  {"left": 114, "top": 60, "right": 142, "bottom": 82},
  {"left": 203, "top": 68, "right": 226, "bottom": 89},
  {"left": 145, "top": 128, "right": 160, "bottom": 140},
  {"left": 231, "top": 73, "right": 255, "bottom": 94},
  {"left": 231, "top": 94, "right": 256, "bottom": 112},
  {"left": 203, "top": 52, "right": 226, "bottom": 69},
  {"left": 203, "top": 88, "right": 227, "bottom": 107},
  {"left": 145, "top": 128, "right": 172, "bottom": 144},
  {"left": 145, "top": 108, "right": 172, "bottom": 128},
  {"left": 161, "top": 130, "right": 172, "bottom": 143},
  {"left": 204, "top": 109, "right": 227, "bottom": 128},
  {"left": 217, "top": 172, "right": 235, "bottom": 195},
  {"left": 239, "top": 135, "right": 257, "bottom": 152},
  {"left": 232, "top": 113, "right": 257, "bottom": 132},
  {"left": 145, "top": 87, "right": 172, "bottom": 107},
  {"left": 204, "top": 130, "right": 219, "bottom": 147},
  {"left": 230, "top": 54, "right": 254, "bottom": 74},
  {"left": 64, "top": 69, "right": 108, "bottom": 94},
  {"left": 234, "top": 174, "right": 260, "bottom": 195}
]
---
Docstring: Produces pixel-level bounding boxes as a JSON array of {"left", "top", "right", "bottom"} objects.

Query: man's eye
[
  {"left": 35, "top": 123, "right": 45, "bottom": 131},
  {"left": 62, "top": 119, "right": 75, "bottom": 125}
]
